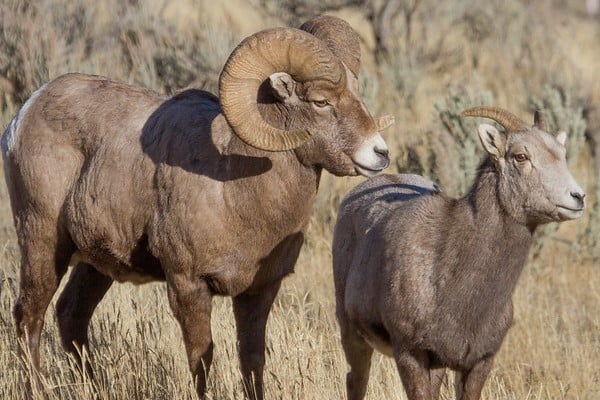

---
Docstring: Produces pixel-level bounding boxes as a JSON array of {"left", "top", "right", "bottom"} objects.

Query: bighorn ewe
[
  {"left": 332, "top": 107, "right": 585, "bottom": 400},
  {"left": 2, "top": 16, "right": 393, "bottom": 399}
]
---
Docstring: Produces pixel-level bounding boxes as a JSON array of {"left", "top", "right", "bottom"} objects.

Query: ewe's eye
[
  {"left": 312, "top": 99, "right": 329, "bottom": 108},
  {"left": 514, "top": 153, "right": 528, "bottom": 163}
]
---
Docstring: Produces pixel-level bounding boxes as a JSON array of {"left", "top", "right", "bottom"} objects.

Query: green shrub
[{"left": 428, "top": 83, "right": 493, "bottom": 197}]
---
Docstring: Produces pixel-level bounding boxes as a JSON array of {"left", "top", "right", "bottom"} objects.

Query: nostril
[
  {"left": 571, "top": 191, "right": 585, "bottom": 202},
  {"left": 375, "top": 147, "right": 389, "bottom": 159}
]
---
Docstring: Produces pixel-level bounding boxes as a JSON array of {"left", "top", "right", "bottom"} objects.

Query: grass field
[{"left": 0, "top": 0, "right": 599, "bottom": 399}]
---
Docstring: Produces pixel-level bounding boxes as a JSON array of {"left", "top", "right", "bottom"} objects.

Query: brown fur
[
  {"left": 2, "top": 19, "right": 389, "bottom": 400},
  {"left": 332, "top": 120, "right": 585, "bottom": 400}
]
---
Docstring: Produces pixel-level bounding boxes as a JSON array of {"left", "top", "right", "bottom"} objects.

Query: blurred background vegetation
[
  {"left": 0, "top": 1, "right": 598, "bottom": 398},
  {"left": 2, "top": 0, "right": 597, "bottom": 262}
]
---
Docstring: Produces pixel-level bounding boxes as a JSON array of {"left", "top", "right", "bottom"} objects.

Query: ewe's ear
[
  {"left": 478, "top": 123, "right": 506, "bottom": 159},
  {"left": 556, "top": 131, "right": 568, "bottom": 146},
  {"left": 269, "top": 72, "right": 297, "bottom": 102}
]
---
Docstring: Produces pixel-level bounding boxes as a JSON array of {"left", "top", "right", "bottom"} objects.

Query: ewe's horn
[
  {"left": 219, "top": 28, "right": 343, "bottom": 152},
  {"left": 533, "top": 110, "right": 548, "bottom": 131},
  {"left": 300, "top": 15, "right": 361, "bottom": 77},
  {"left": 460, "top": 106, "right": 529, "bottom": 132}
]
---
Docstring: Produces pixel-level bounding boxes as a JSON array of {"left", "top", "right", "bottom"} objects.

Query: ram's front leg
[
  {"left": 233, "top": 280, "right": 282, "bottom": 400},
  {"left": 231, "top": 233, "right": 304, "bottom": 399},
  {"left": 167, "top": 276, "right": 214, "bottom": 398}
]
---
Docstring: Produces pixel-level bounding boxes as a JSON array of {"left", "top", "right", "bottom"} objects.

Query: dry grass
[
  {"left": 1, "top": 0, "right": 599, "bottom": 399},
  {"left": 1, "top": 217, "right": 599, "bottom": 399}
]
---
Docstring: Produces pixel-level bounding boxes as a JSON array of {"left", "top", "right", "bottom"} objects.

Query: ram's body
[
  {"left": 333, "top": 108, "right": 585, "bottom": 400},
  {"left": 3, "top": 75, "right": 315, "bottom": 290},
  {"left": 3, "top": 17, "right": 392, "bottom": 400}
]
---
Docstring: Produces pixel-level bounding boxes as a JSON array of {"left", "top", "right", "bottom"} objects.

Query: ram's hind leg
[
  {"left": 4, "top": 117, "right": 83, "bottom": 396},
  {"left": 168, "top": 276, "right": 214, "bottom": 398},
  {"left": 56, "top": 262, "right": 113, "bottom": 377},
  {"left": 13, "top": 224, "right": 74, "bottom": 386}
]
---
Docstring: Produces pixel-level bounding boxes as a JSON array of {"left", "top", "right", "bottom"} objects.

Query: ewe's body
[
  {"left": 3, "top": 17, "right": 392, "bottom": 400},
  {"left": 333, "top": 108, "right": 585, "bottom": 400}
]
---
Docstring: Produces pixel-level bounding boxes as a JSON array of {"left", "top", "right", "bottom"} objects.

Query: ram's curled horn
[
  {"left": 460, "top": 106, "right": 530, "bottom": 133},
  {"left": 220, "top": 28, "right": 343, "bottom": 151},
  {"left": 533, "top": 110, "right": 548, "bottom": 131},
  {"left": 299, "top": 15, "right": 361, "bottom": 77},
  {"left": 376, "top": 115, "right": 395, "bottom": 131}
]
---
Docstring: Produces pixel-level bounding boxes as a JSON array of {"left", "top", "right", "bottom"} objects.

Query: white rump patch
[{"left": 1, "top": 83, "right": 48, "bottom": 154}]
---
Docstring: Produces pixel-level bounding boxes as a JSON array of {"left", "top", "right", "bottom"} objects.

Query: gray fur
[{"left": 333, "top": 119, "right": 585, "bottom": 400}]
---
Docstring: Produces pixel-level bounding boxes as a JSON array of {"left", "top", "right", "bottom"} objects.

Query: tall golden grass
[{"left": 0, "top": 0, "right": 599, "bottom": 399}]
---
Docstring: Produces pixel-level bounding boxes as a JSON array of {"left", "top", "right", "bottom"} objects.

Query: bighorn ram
[
  {"left": 2, "top": 16, "right": 393, "bottom": 399},
  {"left": 332, "top": 107, "right": 585, "bottom": 400}
]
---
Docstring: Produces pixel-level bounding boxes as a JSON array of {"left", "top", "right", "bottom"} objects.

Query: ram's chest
[
  {"left": 148, "top": 166, "right": 316, "bottom": 295},
  {"left": 150, "top": 203, "right": 309, "bottom": 295}
]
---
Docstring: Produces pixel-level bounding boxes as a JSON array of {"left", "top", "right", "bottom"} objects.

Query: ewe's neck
[
  {"left": 464, "top": 159, "right": 530, "bottom": 235},
  {"left": 449, "top": 160, "right": 534, "bottom": 305}
]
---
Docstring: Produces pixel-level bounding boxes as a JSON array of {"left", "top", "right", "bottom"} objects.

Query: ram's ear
[
  {"left": 478, "top": 123, "right": 506, "bottom": 159},
  {"left": 269, "top": 72, "right": 298, "bottom": 103}
]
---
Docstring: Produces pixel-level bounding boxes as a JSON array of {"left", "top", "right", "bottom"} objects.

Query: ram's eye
[
  {"left": 312, "top": 99, "right": 329, "bottom": 108},
  {"left": 514, "top": 153, "right": 528, "bottom": 162}
]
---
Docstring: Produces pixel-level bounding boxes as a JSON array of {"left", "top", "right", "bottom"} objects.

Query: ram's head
[{"left": 219, "top": 16, "right": 392, "bottom": 177}]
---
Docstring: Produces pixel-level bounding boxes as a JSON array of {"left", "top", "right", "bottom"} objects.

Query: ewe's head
[
  {"left": 462, "top": 106, "right": 585, "bottom": 226},
  {"left": 219, "top": 17, "right": 392, "bottom": 177}
]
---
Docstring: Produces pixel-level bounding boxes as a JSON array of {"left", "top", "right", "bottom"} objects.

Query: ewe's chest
[
  {"left": 395, "top": 224, "right": 527, "bottom": 370},
  {"left": 423, "top": 300, "right": 513, "bottom": 369},
  {"left": 421, "top": 241, "right": 526, "bottom": 369}
]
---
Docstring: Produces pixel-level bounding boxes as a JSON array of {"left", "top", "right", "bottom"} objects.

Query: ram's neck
[{"left": 222, "top": 133, "right": 320, "bottom": 234}]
